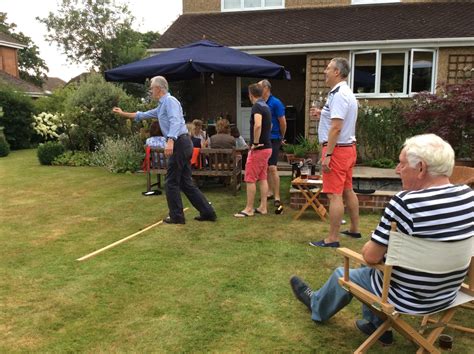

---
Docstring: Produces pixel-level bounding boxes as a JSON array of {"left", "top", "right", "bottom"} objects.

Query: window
[
  {"left": 352, "top": 0, "right": 400, "bottom": 5},
  {"left": 351, "top": 49, "right": 436, "bottom": 97},
  {"left": 353, "top": 52, "right": 376, "bottom": 94},
  {"left": 222, "top": 0, "right": 284, "bottom": 11}
]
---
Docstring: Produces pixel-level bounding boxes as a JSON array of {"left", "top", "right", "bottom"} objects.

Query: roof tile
[{"left": 152, "top": 2, "right": 474, "bottom": 48}]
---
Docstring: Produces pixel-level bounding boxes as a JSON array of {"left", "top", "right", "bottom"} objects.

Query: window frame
[
  {"left": 350, "top": 49, "right": 437, "bottom": 98},
  {"left": 221, "top": 0, "right": 285, "bottom": 12},
  {"left": 409, "top": 49, "right": 437, "bottom": 95},
  {"left": 352, "top": 0, "right": 400, "bottom": 5}
]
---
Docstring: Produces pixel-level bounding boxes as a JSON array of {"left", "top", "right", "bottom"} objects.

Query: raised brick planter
[{"left": 289, "top": 188, "right": 396, "bottom": 213}]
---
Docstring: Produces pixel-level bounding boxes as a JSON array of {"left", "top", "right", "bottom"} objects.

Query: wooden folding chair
[
  {"left": 337, "top": 223, "right": 473, "bottom": 354},
  {"left": 450, "top": 166, "right": 474, "bottom": 188}
]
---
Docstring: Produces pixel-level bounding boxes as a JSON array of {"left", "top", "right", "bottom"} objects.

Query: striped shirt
[{"left": 370, "top": 184, "right": 474, "bottom": 314}]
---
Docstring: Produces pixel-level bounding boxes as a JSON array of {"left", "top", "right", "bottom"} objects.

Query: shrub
[
  {"left": 92, "top": 134, "right": 144, "bottom": 173},
  {"left": 367, "top": 158, "right": 397, "bottom": 169},
  {"left": 63, "top": 74, "right": 138, "bottom": 151},
  {"left": 0, "top": 83, "right": 35, "bottom": 149},
  {"left": 34, "top": 84, "right": 77, "bottom": 115},
  {"left": 356, "top": 100, "right": 410, "bottom": 162},
  {"left": 404, "top": 80, "right": 473, "bottom": 159},
  {"left": 52, "top": 151, "right": 92, "bottom": 167},
  {"left": 0, "top": 135, "right": 10, "bottom": 157},
  {"left": 37, "top": 141, "right": 65, "bottom": 165}
]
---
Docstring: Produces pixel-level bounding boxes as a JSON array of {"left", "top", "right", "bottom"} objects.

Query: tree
[
  {"left": 0, "top": 13, "right": 49, "bottom": 86},
  {"left": 38, "top": 0, "right": 160, "bottom": 72}
]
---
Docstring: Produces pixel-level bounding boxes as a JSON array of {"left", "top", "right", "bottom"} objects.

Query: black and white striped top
[{"left": 370, "top": 184, "right": 474, "bottom": 314}]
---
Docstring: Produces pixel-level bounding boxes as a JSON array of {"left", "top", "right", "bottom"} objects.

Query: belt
[
  {"left": 177, "top": 133, "right": 189, "bottom": 139},
  {"left": 322, "top": 142, "right": 355, "bottom": 147}
]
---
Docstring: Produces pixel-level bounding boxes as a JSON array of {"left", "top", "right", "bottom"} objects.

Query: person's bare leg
[
  {"left": 268, "top": 165, "right": 280, "bottom": 201},
  {"left": 257, "top": 179, "right": 269, "bottom": 214},
  {"left": 241, "top": 182, "right": 256, "bottom": 215},
  {"left": 325, "top": 193, "right": 344, "bottom": 243},
  {"left": 343, "top": 188, "right": 360, "bottom": 233},
  {"left": 267, "top": 166, "right": 275, "bottom": 198}
]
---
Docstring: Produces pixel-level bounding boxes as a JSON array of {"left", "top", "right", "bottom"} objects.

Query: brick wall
[
  {"left": 183, "top": 0, "right": 220, "bottom": 13},
  {"left": 290, "top": 188, "right": 395, "bottom": 213},
  {"left": 287, "top": 0, "right": 349, "bottom": 7},
  {"left": 182, "top": 74, "right": 237, "bottom": 123}
]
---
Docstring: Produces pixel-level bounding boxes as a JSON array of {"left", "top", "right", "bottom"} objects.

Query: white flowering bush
[{"left": 31, "top": 112, "right": 66, "bottom": 141}]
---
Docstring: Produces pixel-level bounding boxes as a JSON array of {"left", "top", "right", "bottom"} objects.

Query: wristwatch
[{"left": 167, "top": 137, "right": 176, "bottom": 142}]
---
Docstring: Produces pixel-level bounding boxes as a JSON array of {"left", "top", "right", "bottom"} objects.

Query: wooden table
[{"left": 291, "top": 176, "right": 327, "bottom": 221}]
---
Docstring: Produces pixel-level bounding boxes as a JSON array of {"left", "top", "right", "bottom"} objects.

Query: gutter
[
  {"left": 0, "top": 40, "right": 27, "bottom": 50},
  {"left": 149, "top": 37, "right": 474, "bottom": 56}
]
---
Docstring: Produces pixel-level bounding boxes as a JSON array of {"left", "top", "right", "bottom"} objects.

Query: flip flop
[
  {"left": 254, "top": 208, "right": 267, "bottom": 215},
  {"left": 267, "top": 195, "right": 275, "bottom": 200},
  {"left": 234, "top": 211, "right": 253, "bottom": 218}
]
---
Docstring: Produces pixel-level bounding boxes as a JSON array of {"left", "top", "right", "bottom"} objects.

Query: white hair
[
  {"left": 402, "top": 134, "right": 455, "bottom": 177},
  {"left": 151, "top": 76, "right": 168, "bottom": 92}
]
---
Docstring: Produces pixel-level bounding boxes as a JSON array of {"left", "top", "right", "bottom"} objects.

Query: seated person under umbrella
[{"left": 208, "top": 119, "right": 235, "bottom": 149}]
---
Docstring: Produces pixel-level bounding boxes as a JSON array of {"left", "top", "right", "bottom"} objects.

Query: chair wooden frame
[{"left": 337, "top": 223, "right": 473, "bottom": 354}]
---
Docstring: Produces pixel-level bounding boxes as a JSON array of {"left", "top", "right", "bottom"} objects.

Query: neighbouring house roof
[
  {"left": 0, "top": 71, "right": 46, "bottom": 97},
  {"left": 0, "top": 31, "right": 26, "bottom": 49},
  {"left": 151, "top": 2, "right": 474, "bottom": 52},
  {"left": 42, "top": 77, "right": 66, "bottom": 93}
]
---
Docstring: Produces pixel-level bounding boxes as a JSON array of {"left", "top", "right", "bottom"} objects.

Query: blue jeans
[{"left": 311, "top": 267, "right": 384, "bottom": 328}]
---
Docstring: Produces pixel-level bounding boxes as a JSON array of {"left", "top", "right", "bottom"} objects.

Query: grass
[{"left": 0, "top": 149, "right": 472, "bottom": 352}]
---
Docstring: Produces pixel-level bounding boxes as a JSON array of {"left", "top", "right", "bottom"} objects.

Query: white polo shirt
[{"left": 318, "top": 81, "right": 358, "bottom": 144}]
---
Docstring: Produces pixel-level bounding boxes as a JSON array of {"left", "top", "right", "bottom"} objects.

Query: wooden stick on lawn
[{"left": 77, "top": 208, "right": 189, "bottom": 262}]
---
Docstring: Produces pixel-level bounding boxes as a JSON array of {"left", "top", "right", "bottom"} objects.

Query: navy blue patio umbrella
[{"left": 104, "top": 40, "right": 291, "bottom": 83}]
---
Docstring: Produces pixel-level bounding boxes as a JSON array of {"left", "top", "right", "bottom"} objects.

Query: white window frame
[
  {"left": 409, "top": 49, "right": 437, "bottom": 95},
  {"left": 350, "top": 49, "right": 436, "bottom": 98},
  {"left": 352, "top": 0, "right": 400, "bottom": 5},
  {"left": 221, "top": 0, "right": 285, "bottom": 12}
]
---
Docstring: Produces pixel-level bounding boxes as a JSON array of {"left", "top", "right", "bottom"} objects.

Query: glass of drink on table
[{"left": 300, "top": 165, "right": 310, "bottom": 179}]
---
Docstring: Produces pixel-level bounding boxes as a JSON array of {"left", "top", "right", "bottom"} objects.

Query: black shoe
[
  {"left": 163, "top": 216, "right": 185, "bottom": 224},
  {"left": 194, "top": 213, "right": 217, "bottom": 222},
  {"left": 341, "top": 230, "right": 362, "bottom": 238},
  {"left": 355, "top": 319, "right": 393, "bottom": 346},
  {"left": 290, "top": 276, "right": 313, "bottom": 312}
]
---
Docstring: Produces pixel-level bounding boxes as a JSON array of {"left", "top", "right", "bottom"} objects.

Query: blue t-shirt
[{"left": 266, "top": 95, "right": 285, "bottom": 140}]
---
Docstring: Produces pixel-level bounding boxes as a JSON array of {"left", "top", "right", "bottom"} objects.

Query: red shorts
[
  {"left": 244, "top": 148, "right": 272, "bottom": 183},
  {"left": 322, "top": 145, "right": 357, "bottom": 194}
]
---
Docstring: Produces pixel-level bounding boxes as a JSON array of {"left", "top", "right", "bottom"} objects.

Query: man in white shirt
[{"left": 309, "top": 58, "right": 360, "bottom": 248}]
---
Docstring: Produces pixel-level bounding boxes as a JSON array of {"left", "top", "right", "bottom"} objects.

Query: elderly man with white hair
[
  {"left": 113, "top": 76, "right": 217, "bottom": 224},
  {"left": 290, "top": 134, "right": 473, "bottom": 346}
]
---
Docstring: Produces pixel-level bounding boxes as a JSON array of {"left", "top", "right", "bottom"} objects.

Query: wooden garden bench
[{"left": 145, "top": 147, "right": 243, "bottom": 195}]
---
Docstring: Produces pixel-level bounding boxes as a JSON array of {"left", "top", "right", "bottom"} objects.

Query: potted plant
[
  {"left": 296, "top": 135, "right": 320, "bottom": 164},
  {"left": 282, "top": 143, "right": 296, "bottom": 163}
]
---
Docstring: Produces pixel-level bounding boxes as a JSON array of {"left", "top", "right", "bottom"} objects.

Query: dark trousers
[{"left": 165, "top": 135, "right": 215, "bottom": 221}]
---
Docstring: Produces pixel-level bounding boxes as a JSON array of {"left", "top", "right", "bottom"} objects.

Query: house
[
  {"left": 150, "top": 0, "right": 474, "bottom": 142},
  {"left": 0, "top": 32, "right": 45, "bottom": 98}
]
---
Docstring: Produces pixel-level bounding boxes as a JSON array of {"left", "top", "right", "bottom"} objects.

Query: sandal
[{"left": 234, "top": 211, "right": 253, "bottom": 218}]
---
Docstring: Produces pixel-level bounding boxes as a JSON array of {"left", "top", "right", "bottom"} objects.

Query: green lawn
[{"left": 1, "top": 150, "right": 472, "bottom": 352}]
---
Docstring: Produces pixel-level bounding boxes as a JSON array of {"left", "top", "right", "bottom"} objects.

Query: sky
[{"left": 2, "top": 0, "right": 182, "bottom": 82}]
